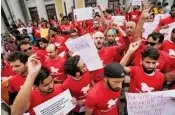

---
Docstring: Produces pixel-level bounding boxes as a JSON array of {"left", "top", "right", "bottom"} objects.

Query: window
[
  {"left": 46, "top": 4, "right": 57, "bottom": 21},
  {"left": 85, "top": 0, "right": 97, "bottom": 7},
  {"left": 29, "top": 7, "right": 39, "bottom": 22},
  {"left": 108, "top": 0, "right": 120, "bottom": 10}
]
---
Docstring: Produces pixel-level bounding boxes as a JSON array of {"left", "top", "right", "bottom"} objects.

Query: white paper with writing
[
  {"left": 112, "top": 16, "right": 125, "bottom": 26},
  {"left": 74, "top": 7, "right": 93, "bottom": 21},
  {"left": 18, "top": 27, "right": 33, "bottom": 34},
  {"left": 33, "top": 89, "right": 75, "bottom": 115},
  {"left": 126, "top": 90, "right": 175, "bottom": 115},
  {"left": 132, "top": 0, "right": 141, "bottom": 5},
  {"left": 65, "top": 34, "right": 103, "bottom": 71}
]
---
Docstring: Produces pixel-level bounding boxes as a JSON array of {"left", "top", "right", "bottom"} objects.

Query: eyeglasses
[
  {"left": 22, "top": 47, "right": 32, "bottom": 52},
  {"left": 145, "top": 41, "right": 157, "bottom": 46},
  {"left": 107, "top": 35, "right": 115, "bottom": 37}
]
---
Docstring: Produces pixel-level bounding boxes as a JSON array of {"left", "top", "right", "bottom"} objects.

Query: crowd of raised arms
[{"left": 1, "top": 1, "right": 175, "bottom": 115}]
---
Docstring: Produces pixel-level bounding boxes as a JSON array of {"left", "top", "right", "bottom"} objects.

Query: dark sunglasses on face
[
  {"left": 145, "top": 41, "right": 157, "bottom": 46},
  {"left": 23, "top": 47, "right": 32, "bottom": 52}
]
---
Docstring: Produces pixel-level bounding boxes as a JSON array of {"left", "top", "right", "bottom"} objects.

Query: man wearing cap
[
  {"left": 104, "top": 29, "right": 118, "bottom": 47},
  {"left": 85, "top": 62, "right": 125, "bottom": 115}
]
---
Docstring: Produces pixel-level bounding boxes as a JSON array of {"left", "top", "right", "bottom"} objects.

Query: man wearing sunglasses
[{"left": 63, "top": 55, "right": 91, "bottom": 115}]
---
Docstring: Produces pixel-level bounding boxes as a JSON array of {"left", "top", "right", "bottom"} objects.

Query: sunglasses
[
  {"left": 145, "top": 41, "right": 157, "bottom": 46},
  {"left": 22, "top": 47, "right": 32, "bottom": 52}
]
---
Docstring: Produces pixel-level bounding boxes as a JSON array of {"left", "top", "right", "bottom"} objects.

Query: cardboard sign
[
  {"left": 126, "top": 90, "right": 175, "bottom": 115},
  {"left": 40, "top": 28, "right": 49, "bottom": 38}
]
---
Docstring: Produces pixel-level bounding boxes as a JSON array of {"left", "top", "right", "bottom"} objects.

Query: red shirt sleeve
[
  {"left": 8, "top": 77, "right": 15, "bottom": 92},
  {"left": 129, "top": 66, "right": 137, "bottom": 78},
  {"left": 85, "top": 91, "right": 97, "bottom": 110}
]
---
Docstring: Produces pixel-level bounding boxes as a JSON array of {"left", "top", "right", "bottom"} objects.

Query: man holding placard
[{"left": 11, "top": 54, "right": 77, "bottom": 115}]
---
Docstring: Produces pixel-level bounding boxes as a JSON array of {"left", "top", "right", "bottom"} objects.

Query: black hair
[
  {"left": 105, "top": 9, "right": 113, "bottom": 14},
  {"left": 64, "top": 55, "right": 81, "bottom": 76},
  {"left": 23, "top": 35, "right": 30, "bottom": 40},
  {"left": 38, "top": 38, "right": 49, "bottom": 44},
  {"left": 141, "top": 47, "right": 160, "bottom": 60},
  {"left": 34, "top": 67, "right": 50, "bottom": 86},
  {"left": 7, "top": 51, "right": 29, "bottom": 64},
  {"left": 172, "top": 28, "right": 175, "bottom": 33},
  {"left": 22, "top": 29, "right": 27, "bottom": 32},
  {"left": 164, "top": 3, "right": 168, "bottom": 6},
  {"left": 95, "top": 14, "right": 101, "bottom": 18},
  {"left": 18, "top": 40, "right": 31, "bottom": 51},
  {"left": 10, "top": 29, "right": 20, "bottom": 35},
  {"left": 69, "top": 29, "right": 78, "bottom": 34},
  {"left": 62, "top": 16, "right": 69, "bottom": 20},
  {"left": 148, "top": 32, "right": 164, "bottom": 43},
  {"left": 49, "top": 27, "right": 58, "bottom": 33},
  {"left": 171, "top": 4, "right": 175, "bottom": 10},
  {"left": 157, "top": 2, "right": 161, "bottom": 6}
]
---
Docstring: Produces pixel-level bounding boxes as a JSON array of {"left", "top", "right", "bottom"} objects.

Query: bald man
[{"left": 44, "top": 44, "right": 67, "bottom": 83}]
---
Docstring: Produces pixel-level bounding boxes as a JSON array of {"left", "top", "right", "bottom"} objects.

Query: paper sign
[
  {"left": 65, "top": 34, "right": 103, "bottom": 71},
  {"left": 132, "top": 0, "right": 141, "bottom": 5},
  {"left": 143, "top": 22, "right": 158, "bottom": 38},
  {"left": 126, "top": 90, "right": 175, "bottom": 115},
  {"left": 159, "top": 22, "right": 175, "bottom": 40},
  {"left": 93, "top": 7, "right": 101, "bottom": 16},
  {"left": 33, "top": 89, "right": 75, "bottom": 115},
  {"left": 74, "top": 7, "right": 93, "bottom": 21},
  {"left": 40, "top": 28, "right": 49, "bottom": 38},
  {"left": 112, "top": 16, "right": 126, "bottom": 26},
  {"left": 18, "top": 27, "right": 33, "bottom": 34}
]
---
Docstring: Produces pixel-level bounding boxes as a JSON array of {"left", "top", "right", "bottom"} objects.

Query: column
[{"left": 36, "top": 0, "right": 48, "bottom": 21}]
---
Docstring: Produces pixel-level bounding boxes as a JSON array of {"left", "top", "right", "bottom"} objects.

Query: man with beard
[
  {"left": 44, "top": 44, "right": 67, "bottom": 83},
  {"left": 49, "top": 27, "right": 68, "bottom": 54},
  {"left": 104, "top": 29, "right": 118, "bottom": 47},
  {"left": 63, "top": 55, "right": 91, "bottom": 115},
  {"left": 127, "top": 4, "right": 141, "bottom": 24},
  {"left": 120, "top": 42, "right": 164, "bottom": 93},
  {"left": 11, "top": 54, "right": 77, "bottom": 115},
  {"left": 7, "top": 52, "right": 29, "bottom": 108},
  {"left": 89, "top": 21, "right": 103, "bottom": 34},
  {"left": 91, "top": 31, "right": 129, "bottom": 83},
  {"left": 85, "top": 62, "right": 125, "bottom": 115}
]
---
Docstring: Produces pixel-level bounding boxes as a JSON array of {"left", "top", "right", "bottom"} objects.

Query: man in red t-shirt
[
  {"left": 11, "top": 55, "right": 77, "bottom": 115},
  {"left": 120, "top": 43, "right": 165, "bottom": 93},
  {"left": 91, "top": 31, "right": 129, "bottom": 84},
  {"left": 85, "top": 62, "right": 125, "bottom": 115},
  {"left": 63, "top": 55, "right": 91, "bottom": 115},
  {"left": 49, "top": 27, "right": 68, "bottom": 54},
  {"left": 37, "top": 38, "right": 48, "bottom": 61},
  {"left": 155, "top": 4, "right": 175, "bottom": 31},
  {"left": 44, "top": 44, "right": 67, "bottom": 83},
  {"left": 7, "top": 52, "right": 29, "bottom": 107},
  {"left": 89, "top": 21, "right": 103, "bottom": 34},
  {"left": 127, "top": 5, "right": 141, "bottom": 24}
]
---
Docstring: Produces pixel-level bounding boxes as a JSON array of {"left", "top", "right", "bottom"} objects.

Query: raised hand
[
  {"left": 27, "top": 54, "right": 41, "bottom": 76},
  {"left": 141, "top": 2, "right": 153, "bottom": 20},
  {"left": 128, "top": 41, "right": 141, "bottom": 53}
]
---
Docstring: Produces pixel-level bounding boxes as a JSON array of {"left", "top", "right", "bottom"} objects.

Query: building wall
[
  {"left": 1, "top": 0, "right": 11, "bottom": 24},
  {"left": 1, "top": 16, "right": 8, "bottom": 33}
]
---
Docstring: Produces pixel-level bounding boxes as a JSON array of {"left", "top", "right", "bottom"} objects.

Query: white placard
[
  {"left": 126, "top": 90, "right": 175, "bottom": 115},
  {"left": 132, "top": 0, "right": 141, "bottom": 5},
  {"left": 159, "top": 22, "right": 175, "bottom": 40},
  {"left": 93, "top": 7, "right": 101, "bottom": 16},
  {"left": 74, "top": 7, "right": 93, "bottom": 21},
  {"left": 65, "top": 34, "right": 103, "bottom": 71},
  {"left": 143, "top": 22, "right": 158, "bottom": 39},
  {"left": 112, "top": 16, "right": 126, "bottom": 26},
  {"left": 17, "top": 27, "right": 33, "bottom": 34},
  {"left": 33, "top": 89, "right": 75, "bottom": 115}
]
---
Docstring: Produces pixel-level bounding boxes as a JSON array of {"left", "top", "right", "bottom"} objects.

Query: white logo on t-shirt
[
  {"left": 169, "top": 49, "right": 175, "bottom": 56},
  {"left": 141, "top": 83, "right": 154, "bottom": 92},
  {"left": 107, "top": 98, "right": 118, "bottom": 108},
  {"left": 81, "top": 84, "right": 90, "bottom": 94},
  {"left": 54, "top": 42, "right": 60, "bottom": 47},
  {"left": 132, "top": 15, "right": 137, "bottom": 19},
  {"left": 50, "top": 66, "right": 59, "bottom": 73}
]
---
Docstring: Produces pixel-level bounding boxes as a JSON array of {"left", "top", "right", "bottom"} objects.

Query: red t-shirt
[
  {"left": 158, "top": 16, "right": 175, "bottom": 28},
  {"left": 63, "top": 71, "right": 91, "bottom": 112},
  {"left": 76, "top": 26, "right": 90, "bottom": 36},
  {"left": 60, "top": 24, "right": 75, "bottom": 39},
  {"left": 128, "top": 11, "right": 141, "bottom": 24},
  {"left": 29, "top": 84, "right": 64, "bottom": 115},
  {"left": 85, "top": 80, "right": 121, "bottom": 115},
  {"left": 8, "top": 74, "right": 26, "bottom": 93},
  {"left": 1, "top": 63, "right": 15, "bottom": 78},
  {"left": 32, "top": 27, "right": 41, "bottom": 38},
  {"left": 52, "top": 35, "right": 68, "bottom": 54},
  {"left": 129, "top": 66, "right": 164, "bottom": 93},
  {"left": 44, "top": 56, "right": 67, "bottom": 83},
  {"left": 89, "top": 25, "right": 103, "bottom": 34},
  {"left": 36, "top": 49, "right": 48, "bottom": 66},
  {"left": 160, "top": 40, "right": 175, "bottom": 55},
  {"left": 32, "top": 46, "right": 39, "bottom": 52}
]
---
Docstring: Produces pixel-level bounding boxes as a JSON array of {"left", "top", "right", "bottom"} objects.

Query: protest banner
[
  {"left": 65, "top": 34, "right": 103, "bottom": 71},
  {"left": 18, "top": 27, "right": 33, "bottom": 34},
  {"left": 112, "top": 16, "right": 126, "bottom": 26},
  {"left": 33, "top": 89, "right": 75, "bottom": 115},
  {"left": 159, "top": 22, "right": 175, "bottom": 40},
  {"left": 126, "top": 90, "right": 175, "bottom": 115},
  {"left": 40, "top": 28, "right": 49, "bottom": 38},
  {"left": 74, "top": 7, "right": 93, "bottom": 21},
  {"left": 132, "top": 0, "right": 141, "bottom": 6}
]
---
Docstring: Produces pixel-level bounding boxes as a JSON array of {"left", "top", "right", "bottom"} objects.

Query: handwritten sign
[
  {"left": 126, "top": 90, "right": 175, "bottom": 115},
  {"left": 33, "top": 89, "right": 75, "bottom": 115},
  {"left": 159, "top": 22, "right": 175, "bottom": 40},
  {"left": 65, "top": 34, "right": 103, "bottom": 71},
  {"left": 18, "top": 27, "right": 33, "bottom": 34},
  {"left": 112, "top": 16, "right": 126, "bottom": 26},
  {"left": 40, "top": 28, "right": 49, "bottom": 38},
  {"left": 132, "top": 0, "right": 141, "bottom": 5},
  {"left": 74, "top": 7, "right": 93, "bottom": 21}
]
